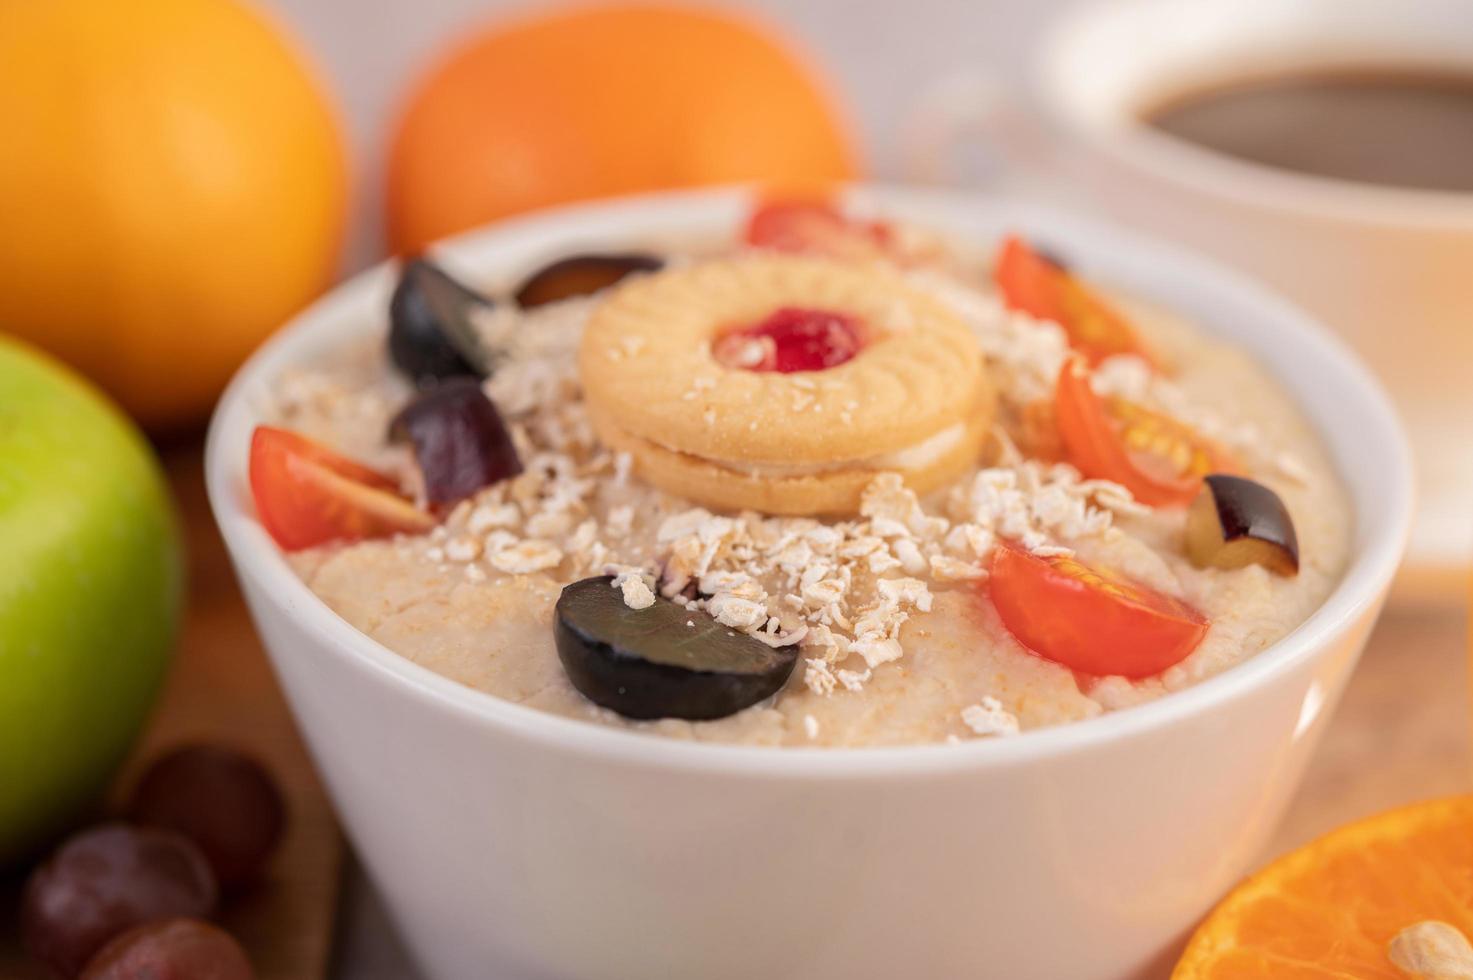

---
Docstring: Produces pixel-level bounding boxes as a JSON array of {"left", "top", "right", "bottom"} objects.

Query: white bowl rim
[{"left": 205, "top": 183, "right": 1413, "bottom": 779}]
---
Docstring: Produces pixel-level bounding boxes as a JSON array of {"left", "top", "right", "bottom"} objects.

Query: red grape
[
  {"left": 80, "top": 918, "right": 253, "bottom": 980},
  {"left": 128, "top": 745, "right": 286, "bottom": 889},
  {"left": 388, "top": 378, "right": 522, "bottom": 506},
  {"left": 22, "top": 823, "right": 218, "bottom": 977}
]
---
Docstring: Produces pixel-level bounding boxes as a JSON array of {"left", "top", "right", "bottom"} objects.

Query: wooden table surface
[
  {"left": 0, "top": 445, "right": 342, "bottom": 979},
  {"left": 1272, "top": 601, "right": 1470, "bottom": 857},
  {"left": 2, "top": 439, "right": 1466, "bottom": 978}
]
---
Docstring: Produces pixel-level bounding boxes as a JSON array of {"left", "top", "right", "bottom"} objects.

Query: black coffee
[{"left": 1142, "top": 69, "right": 1473, "bottom": 193}]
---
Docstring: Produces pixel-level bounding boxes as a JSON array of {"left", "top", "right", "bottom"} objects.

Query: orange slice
[{"left": 1174, "top": 796, "right": 1473, "bottom": 979}]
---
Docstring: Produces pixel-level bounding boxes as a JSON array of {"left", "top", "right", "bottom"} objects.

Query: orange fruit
[
  {"left": 386, "top": 3, "right": 856, "bottom": 254},
  {"left": 1174, "top": 796, "right": 1473, "bottom": 979},
  {"left": 0, "top": 0, "right": 347, "bottom": 430}
]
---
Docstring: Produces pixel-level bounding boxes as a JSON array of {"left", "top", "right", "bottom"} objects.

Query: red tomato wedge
[
  {"left": 994, "top": 235, "right": 1156, "bottom": 367},
  {"left": 988, "top": 541, "right": 1208, "bottom": 678},
  {"left": 1054, "top": 360, "right": 1237, "bottom": 508},
  {"left": 744, "top": 198, "right": 893, "bottom": 260},
  {"left": 249, "top": 426, "right": 434, "bottom": 551}
]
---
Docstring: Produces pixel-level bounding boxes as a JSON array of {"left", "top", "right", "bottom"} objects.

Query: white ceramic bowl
[{"left": 206, "top": 186, "right": 1412, "bottom": 980}]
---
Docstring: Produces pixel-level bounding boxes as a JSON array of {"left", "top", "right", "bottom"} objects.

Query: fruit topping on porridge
[
  {"left": 514, "top": 252, "right": 664, "bottom": 309},
  {"left": 1053, "top": 358, "right": 1239, "bottom": 507},
  {"left": 988, "top": 541, "right": 1208, "bottom": 679},
  {"left": 995, "top": 235, "right": 1159, "bottom": 368},
  {"left": 389, "top": 378, "right": 522, "bottom": 506},
  {"left": 554, "top": 575, "right": 799, "bottom": 720},
  {"left": 388, "top": 259, "right": 500, "bottom": 386},
  {"left": 250, "top": 196, "right": 1345, "bottom": 747},
  {"left": 249, "top": 427, "right": 432, "bottom": 551},
  {"left": 743, "top": 198, "right": 895, "bottom": 260},
  {"left": 1186, "top": 474, "right": 1300, "bottom": 576}
]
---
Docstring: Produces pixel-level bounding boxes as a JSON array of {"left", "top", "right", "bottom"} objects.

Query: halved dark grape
[
  {"left": 22, "top": 824, "right": 218, "bottom": 978},
  {"left": 389, "top": 377, "right": 522, "bottom": 507},
  {"left": 80, "top": 919, "right": 254, "bottom": 980},
  {"left": 1186, "top": 474, "right": 1300, "bottom": 576},
  {"left": 127, "top": 745, "right": 286, "bottom": 890},
  {"left": 389, "top": 258, "right": 498, "bottom": 386},
  {"left": 554, "top": 577, "right": 798, "bottom": 720},
  {"left": 513, "top": 252, "right": 664, "bottom": 308}
]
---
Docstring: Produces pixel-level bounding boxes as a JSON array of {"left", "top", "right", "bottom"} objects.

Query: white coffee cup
[{"left": 907, "top": 0, "right": 1473, "bottom": 600}]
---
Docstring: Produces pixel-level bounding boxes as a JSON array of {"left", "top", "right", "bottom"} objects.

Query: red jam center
[{"left": 712, "top": 306, "right": 863, "bottom": 373}]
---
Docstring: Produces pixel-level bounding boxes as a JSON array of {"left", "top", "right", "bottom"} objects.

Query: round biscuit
[{"left": 579, "top": 255, "right": 984, "bottom": 466}]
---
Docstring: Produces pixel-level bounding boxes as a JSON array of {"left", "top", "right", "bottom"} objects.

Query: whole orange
[
  {"left": 0, "top": 0, "right": 347, "bottom": 430},
  {"left": 387, "top": 3, "right": 857, "bottom": 253}
]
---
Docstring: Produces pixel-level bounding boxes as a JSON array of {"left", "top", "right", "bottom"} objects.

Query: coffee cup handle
[{"left": 902, "top": 68, "right": 1051, "bottom": 186}]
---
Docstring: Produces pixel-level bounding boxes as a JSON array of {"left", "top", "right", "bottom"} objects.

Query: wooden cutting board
[{"left": 0, "top": 443, "right": 341, "bottom": 979}]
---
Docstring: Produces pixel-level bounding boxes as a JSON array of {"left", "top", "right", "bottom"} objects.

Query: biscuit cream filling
[{"left": 649, "top": 421, "right": 968, "bottom": 478}]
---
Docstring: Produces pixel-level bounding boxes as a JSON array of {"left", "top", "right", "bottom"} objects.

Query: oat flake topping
[{"left": 273, "top": 232, "right": 1344, "bottom": 745}]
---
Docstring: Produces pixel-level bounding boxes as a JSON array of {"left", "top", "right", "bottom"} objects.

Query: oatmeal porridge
[{"left": 247, "top": 198, "right": 1349, "bottom": 747}]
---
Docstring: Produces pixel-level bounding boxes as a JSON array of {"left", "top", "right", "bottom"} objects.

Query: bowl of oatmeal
[{"left": 206, "top": 186, "right": 1410, "bottom": 980}]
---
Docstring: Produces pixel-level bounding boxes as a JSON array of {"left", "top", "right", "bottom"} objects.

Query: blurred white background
[{"left": 259, "top": 0, "right": 1075, "bottom": 268}]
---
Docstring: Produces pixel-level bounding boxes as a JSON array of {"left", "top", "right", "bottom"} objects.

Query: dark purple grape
[
  {"left": 389, "top": 377, "right": 522, "bottom": 507},
  {"left": 513, "top": 252, "right": 664, "bottom": 308},
  {"left": 389, "top": 258, "right": 498, "bottom": 386},
  {"left": 80, "top": 919, "right": 253, "bottom": 980},
  {"left": 554, "top": 576, "right": 798, "bottom": 720},
  {"left": 127, "top": 745, "right": 286, "bottom": 889},
  {"left": 1186, "top": 474, "right": 1299, "bottom": 576},
  {"left": 22, "top": 824, "right": 218, "bottom": 977}
]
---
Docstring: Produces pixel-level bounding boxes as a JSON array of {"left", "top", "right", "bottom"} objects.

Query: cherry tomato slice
[
  {"left": 988, "top": 541, "right": 1208, "bottom": 678},
  {"left": 744, "top": 198, "right": 893, "bottom": 261},
  {"left": 1053, "top": 360, "right": 1237, "bottom": 508},
  {"left": 994, "top": 235, "right": 1156, "bottom": 367},
  {"left": 249, "top": 426, "right": 434, "bottom": 551}
]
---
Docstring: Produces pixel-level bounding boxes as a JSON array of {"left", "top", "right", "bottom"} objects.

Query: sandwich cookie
[{"left": 579, "top": 254, "right": 993, "bottom": 515}]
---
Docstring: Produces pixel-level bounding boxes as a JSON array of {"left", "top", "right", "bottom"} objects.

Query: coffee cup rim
[{"left": 1038, "top": 0, "right": 1473, "bottom": 229}]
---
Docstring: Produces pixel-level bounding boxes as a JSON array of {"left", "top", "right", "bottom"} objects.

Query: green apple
[{"left": 0, "top": 335, "right": 182, "bottom": 865}]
